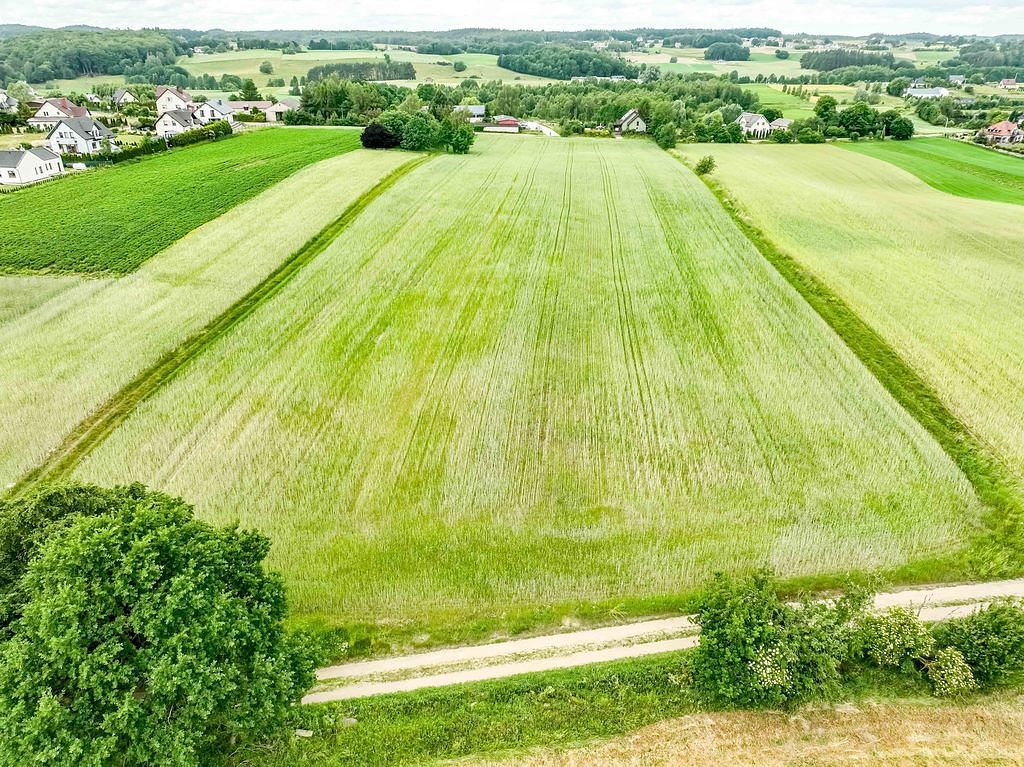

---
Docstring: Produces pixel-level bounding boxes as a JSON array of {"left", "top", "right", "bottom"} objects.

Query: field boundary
[
  {"left": 676, "top": 153, "right": 1024, "bottom": 576},
  {"left": 8, "top": 153, "right": 433, "bottom": 496}
]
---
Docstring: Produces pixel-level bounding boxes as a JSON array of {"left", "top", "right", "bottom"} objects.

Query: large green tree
[{"left": 0, "top": 484, "right": 314, "bottom": 767}]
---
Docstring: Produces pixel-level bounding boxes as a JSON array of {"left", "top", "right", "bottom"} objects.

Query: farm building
[
  {"left": 982, "top": 120, "right": 1023, "bottom": 145},
  {"left": 453, "top": 104, "right": 487, "bottom": 122},
  {"left": 905, "top": 87, "right": 950, "bottom": 99},
  {"left": 194, "top": 99, "right": 235, "bottom": 124},
  {"left": 113, "top": 88, "right": 138, "bottom": 107},
  {"left": 0, "top": 147, "right": 64, "bottom": 185},
  {"left": 155, "top": 109, "right": 200, "bottom": 138},
  {"left": 156, "top": 86, "right": 193, "bottom": 114},
  {"left": 614, "top": 109, "right": 646, "bottom": 134},
  {"left": 948, "top": 74, "right": 966, "bottom": 86},
  {"left": 999, "top": 78, "right": 1018, "bottom": 90},
  {"left": 770, "top": 117, "right": 793, "bottom": 132},
  {"left": 28, "top": 98, "right": 90, "bottom": 130},
  {"left": 736, "top": 111, "right": 772, "bottom": 139},
  {"left": 493, "top": 115, "right": 520, "bottom": 127},
  {"left": 47, "top": 117, "right": 117, "bottom": 155},
  {"left": 0, "top": 89, "right": 17, "bottom": 113}
]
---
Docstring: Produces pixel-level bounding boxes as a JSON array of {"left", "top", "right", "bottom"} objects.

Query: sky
[{"left": 1, "top": 0, "right": 1021, "bottom": 37}]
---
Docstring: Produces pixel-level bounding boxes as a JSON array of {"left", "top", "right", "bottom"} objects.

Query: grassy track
[
  {"left": 842, "top": 138, "right": 1024, "bottom": 205},
  {"left": 0, "top": 128, "right": 361, "bottom": 274},
  {"left": 75, "top": 136, "right": 980, "bottom": 637},
  {"left": 0, "top": 149, "right": 416, "bottom": 489},
  {"left": 675, "top": 143, "right": 1024, "bottom": 565}
]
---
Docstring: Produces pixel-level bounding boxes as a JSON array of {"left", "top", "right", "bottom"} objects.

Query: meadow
[
  {"left": 75, "top": 135, "right": 980, "bottom": 634},
  {"left": 842, "top": 138, "right": 1024, "bottom": 205},
  {"left": 0, "top": 128, "right": 363, "bottom": 274},
  {"left": 742, "top": 83, "right": 816, "bottom": 119},
  {"left": 628, "top": 47, "right": 809, "bottom": 79},
  {"left": 675, "top": 143, "right": 1024, "bottom": 492},
  {"left": 0, "top": 147, "right": 415, "bottom": 489}
]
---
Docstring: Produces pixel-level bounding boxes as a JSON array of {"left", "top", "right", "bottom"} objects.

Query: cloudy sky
[{"left": 2, "top": 0, "right": 1021, "bottom": 37}]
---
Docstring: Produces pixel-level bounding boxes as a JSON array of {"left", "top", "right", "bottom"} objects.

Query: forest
[{"left": 497, "top": 46, "right": 639, "bottom": 79}]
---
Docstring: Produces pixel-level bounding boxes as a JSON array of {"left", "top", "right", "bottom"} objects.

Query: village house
[
  {"left": 614, "top": 108, "right": 646, "bottom": 134},
  {"left": 156, "top": 86, "right": 194, "bottom": 114},
  {"left": 0, "top": 89, "right": 18, "bottom": 113},
  {"left": 263, "top": 98, "right": 300, "bottom": 122},
  {"left": 948, "top": 74, "right": 966, "bottom": 86},
  {"left": 905, "top": 87, "right": 950, "bottom": 99},
  {"left": 735, "top": 111, "right": 772, "bottom": 138},
  {"left": 769, "top": 117, "right": 793, "bottom": 132},
  {"left": 28, "top": 98, "right": 91, "bottom": 130},
  {"left": 84, "top": 93, "right": 102, "bottom": 105},
  {"left": 999, "top": 78, "right": 1018, "bottom": 90},
  {"left": 47, "top": 117, "right": 117, "bottom": 155},
  {"left": 982, "top": 119, "right": 1023, "bottom": 145},
  {"left": 227, "top": 100, "right": 275, "bottom": 120},
  {"left": 0, "top": 147, "right": 64, "bottom": 185},
  {"left": 113, "top": 88, "right": 138, "bottom": 108},
  {"left": 155, "top": 109, "right": 199, "bottom": 138},
  {"left": 194, "top": 98, "right": 236, "bottom": 124},
  {"left": 453, "top": 104, "right": 487, "bottom": 123}
]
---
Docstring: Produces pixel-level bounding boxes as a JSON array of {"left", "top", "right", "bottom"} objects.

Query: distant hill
[{"left": 0, "top": 24, "right": 47, "bottom": 40}]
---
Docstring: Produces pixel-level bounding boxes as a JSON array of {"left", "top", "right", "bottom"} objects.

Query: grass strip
[
  {"left": 9, "top": 154, "right": 433, "bottom": 496},
  {"left": 677, "top": 154, "right": 1024, "bottom": 576}
]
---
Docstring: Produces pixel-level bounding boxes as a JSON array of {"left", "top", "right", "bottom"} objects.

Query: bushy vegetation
[
  {"left": 933, "top": 602, "right": 1024, "bottom": 686},
  {"left": 800, "top": 49, "right": 897, "bottom": 71},
  {"left": 497, "top": 46, "right": 639, "bottom": 79},
  {"left": 0, "top": 128, "right": 361, "bottom": 274},
  {"left": 306, "top": 57, "right": 416, "bottom": 82},
  {"left": 703, "top": 43, "right": 750, "bottom": 61}
]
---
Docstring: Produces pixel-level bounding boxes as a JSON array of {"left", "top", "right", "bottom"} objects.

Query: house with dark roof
[
  {"left": 113, "top": 88, "right": 138, "bottom": 108},
  {"left": 453, "top": 104, "right": 486, "bottom": 123},
  {"left": 28, "top": 98, "right": 91, "bottom": 130},
  {"left": 47, "top": 117, "right": 117, "bottom": 155},
  {"left": 769, "top": 117, "right": 793, "bottom": 131},
  {"left": 155, "top": 109, "right": 199, "bottom": 138},
  {"left": 614, "top": 108, "right": 646, "bottom": 134},
  {"left": 0, "top": 147, "right": 64, "bottom": 185},
  {"left": 194, "top": 98, "right": 236, "bottom": 125},
  {"left": 0, "top": 89, "right": 17, "bottom": 113}
]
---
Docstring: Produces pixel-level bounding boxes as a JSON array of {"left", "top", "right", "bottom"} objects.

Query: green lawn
[
  {"left": 842, "top": 138, "right": 1024, "bottom": 205},
  {"left": 0, "top": 128, "right": 362, "bottom": 274},
  {"left": 74, "top": 135, "right": 979, "bottom": 641}
]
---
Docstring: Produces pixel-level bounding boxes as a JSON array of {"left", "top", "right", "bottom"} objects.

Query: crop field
[
  {"left": 0, "top": 127, "right": 362, "bottom": 274},
  {"left": 74, "top": 135, "right": 980, "bottom": 630},
  {"left": 630, "top": 47, "right": 809, "bottom": 79},
  {"left": 0, "top": 148, "right": 415, "bottom": 488},
  {"left": 742, "top": 83, "right": 816, "bottom": 119},
  {"left": 842, "top": 138, "right": 1024, "bottom": 205},
  {"left": 675, "top": 143, "right": 1024, "bottom": 486}
]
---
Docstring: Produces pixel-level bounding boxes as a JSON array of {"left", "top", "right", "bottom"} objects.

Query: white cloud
[{"left": 1, "top": 0, "right": 1021, "bottom": 36}]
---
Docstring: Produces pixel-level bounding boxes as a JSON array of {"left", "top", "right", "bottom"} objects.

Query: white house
[
  {"left": 263, "top": 98, "right": 300, "bottom": 122},
  {"left": 155, "top": 109, "right": 199, "bottom": 138},
  {"left": 0, "top": 147, "right": 64, "bottom": 185},
  {"left": 47, "top": 117, "right": 117, "bottom": 155},
  {"left": 27, "top": 98, "right": 91, "bottom": 130},
  {"left": 0, "top": 89, "right": 18, "bottom": 113},
  {"left": 905, "top": 87, "right": 950, "bottom": 99},
  {"left": 614, "top": 108, "right": 646, "bottom": 134},
  {"left": 113, "top": 88, "right": 138, "bottom": 108},
  {"left": 194, "top": 98, "right": 236, "bottom": 124},
  {"left": 999, "top": 78, "right": 1018, "bottom": 90},
  {"left": 769, "top": 117, "right": 793, "bottom": 132},
  {"left": 736, "top": 111, "right": 772, "bottom": 138},
  {"left": 155, "top": 86, "right": 193, "bottom": 114},
  {"left": 948, "top": 74, "right": 966, "bottom": 86}
]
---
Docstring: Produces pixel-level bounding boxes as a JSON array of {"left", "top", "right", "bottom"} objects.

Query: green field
[
  {"left": 0, "top": 128, "right": 366, "bottom": 274},
  {"left": 71, "top": 136, "right": 980, "bottom": 633},
  {"left": 842, "top": 138, "right": 1024, "bottom": 205},
  {"left": 629, "top": 47, "right": 809, "bottom": 79},
  {"left": 0, "top": 147, "right": 414, "bottom": 489},
  {"left": 675, "top": 143, "right": 1024, "bottom": 491},
  {"left": 742, "top": 83, "right": 816, "bottom": 119}
]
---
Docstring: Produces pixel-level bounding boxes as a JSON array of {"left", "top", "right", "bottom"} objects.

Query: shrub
[
  {"left": 259, "top": 61, "right": 274, "bottom": 74},
  {"left": 399, "top": 112, "right": 439, "bottom": 151},
  {"left": 888, "top": 116, "right": 915, "bottom": 140},
  {"left": 694, "top": 155, "right": 716, "bottom": 175},
  {"left": 559, "top": 118, "right": 584, "bottom": 136},
  {"left": 796, "top": 128, "right": 825, "bottom": 143},
  {"left": 928, "top": 647, "right": 978, "bottom": 697},
  {"left": 360, "top": 122, "right": 400, "bottom": 149},
  {"left": 453, "top": 61, "right": 467, "bottom": 72},
  {"left": 859, "top": 607, "right": 935, "bottom": 669},
  {"left": 775, "top": 49, "right": 790, "bottom": 59},
  {"left": 933, "top": 601, "right": 1024, "bottom": 686},
  {"left": 654, "top": 124, "right": 677, "bottom": 149}
]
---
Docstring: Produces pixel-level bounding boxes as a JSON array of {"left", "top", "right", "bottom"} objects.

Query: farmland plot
[
  {"left": 675, "top": 143, "right": 1024, "bottom": 486},
  {"left": 76, "top": 136, "right": 980, "bottom": 627},
  {"left": 0, "top": 149, "right": 414, "bottom": 487}
]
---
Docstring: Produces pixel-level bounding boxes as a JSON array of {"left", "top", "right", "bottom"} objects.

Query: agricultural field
[
  {"left": 0, "top": 147, "right": 415, "bottom": 489},
  {"left": 629, "top": 47, "right": 809, "bottom": 79},
  {"left": 675, "top": 143, "right": 1024, "bottom": 487},
  {"left": 743, "top": 83, "right": 816, "bottom": 119},
  {"left": 843, "top": 138, "right": 1024, "bottom": 205},
  {"left": 0, "top": 127, "right": 362, "bottom": 273},
  {"left": 74, "top": 135, "right": 980, "bottom": 632}
]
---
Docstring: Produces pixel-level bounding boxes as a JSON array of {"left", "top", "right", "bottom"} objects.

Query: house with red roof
[
  {"left": 27, "top": 98, "right": 91, "bottom": 130},
  {"left": 982, "top": 120, "right": 1023, "bottom": 145}
]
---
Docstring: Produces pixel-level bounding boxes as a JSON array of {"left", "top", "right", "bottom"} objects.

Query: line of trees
[
  {"left": 703, "top": 43, "right": 750, "bottom": 61},
  {"left": 306, "top": 57, "right": 416, "bottom": 82},
  {"left": 497, "top": 46, "right": 640, "bottom": 80}
]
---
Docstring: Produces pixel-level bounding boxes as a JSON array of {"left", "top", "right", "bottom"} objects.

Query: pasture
[
  {"left": 675, "top": 143, "right": 1024, "bottom": 489},
  {"left": 0, "top": 148, "right": 414, "bottom": 489},
  {"left": 75, "top": 136, "right": 979, "bottom": 633},
  {"left": 0, "top": 128, "right": 362, "bottom": 274},
  {"left": 842, "top": 138, "right": 1024, "bottom": 205}
]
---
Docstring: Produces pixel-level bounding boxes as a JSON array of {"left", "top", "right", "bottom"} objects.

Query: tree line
[
  {"left": 306, "top": 58, "right": 416, "bottom": 82},
  {"left": 497, "top": 46, "right": 640, "bottom": 80}
]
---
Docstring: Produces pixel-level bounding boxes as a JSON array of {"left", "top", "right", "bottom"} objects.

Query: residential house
[
  {"left": 999, "top": 78, "right": 1018, "bottom": 90},
  {"left": 194, "top": 98, "right": 236, "bottom": 124},
  {"left": 614, "top": 108, "right": 646, "bottom": 134},
  {"left": 227, "top": 100, "right": 275, "bottom": 120},
  {"left": 735, "top": 111, "right": 772, "bottom": 138},
  {"left": 28, "top": 98, "right": 90, "bottom": 130},
  {"left": 264, "top": 98, "right": 300, "bottom": 122},
  {"left": 84, "top": 93, "right": 102, "bottom": 105},
  {"left": 948, "top": 74, "right": 966, "bottom": 86},
  {"left": 47, "top": 117, "right": 117, "bottom": 155},
  {"left": 909, "top": 78, "right": 927, "bottom": 88},
  {"left": 113, "top": 88, "right": 138, "bottom": 108},
  {"left": 0, "top": 89, "right": 18, "bottom": 113},
  {"left": 0, "top": 148, "right": 64, "bottom": 185},
  {"left": 905, "top": 87, "right": 950, "bottom": 99},
  {"left": 453, "top": 104, "right": 486, "bottom": 123},
  {"left": 155, "top": 109, "right": 199, "bottom": 137},
  {"left": 156, "top": 86, "right": 193, "bottom": 114},
  {"left": 769, "top": 117, "right": 793, "bottom": 132},
  {"left": 982, "top": 120, "right": 1023, "bottom": 145}
]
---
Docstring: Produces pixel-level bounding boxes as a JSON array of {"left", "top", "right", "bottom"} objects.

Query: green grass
[
  {"left": 674, "top": 143, "right": 1024, "bottom": 559},
  {"left": 0, "top": 128, "right": 362, "bottom": 274},
  {"left": 0, "top": 148, "right": 415, "bottom": 490},
  {"left": 842, "top": 138, "right": 1024, "bottom": 206},
  {"left": 629, "top": 47, "right": 809, "bottom": 79},
  {"left": 742, "top": 83, "right": 816, "bottom": 119},
  {"left": 73, "top": 136, "right": 980, "bottom": 641}
]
